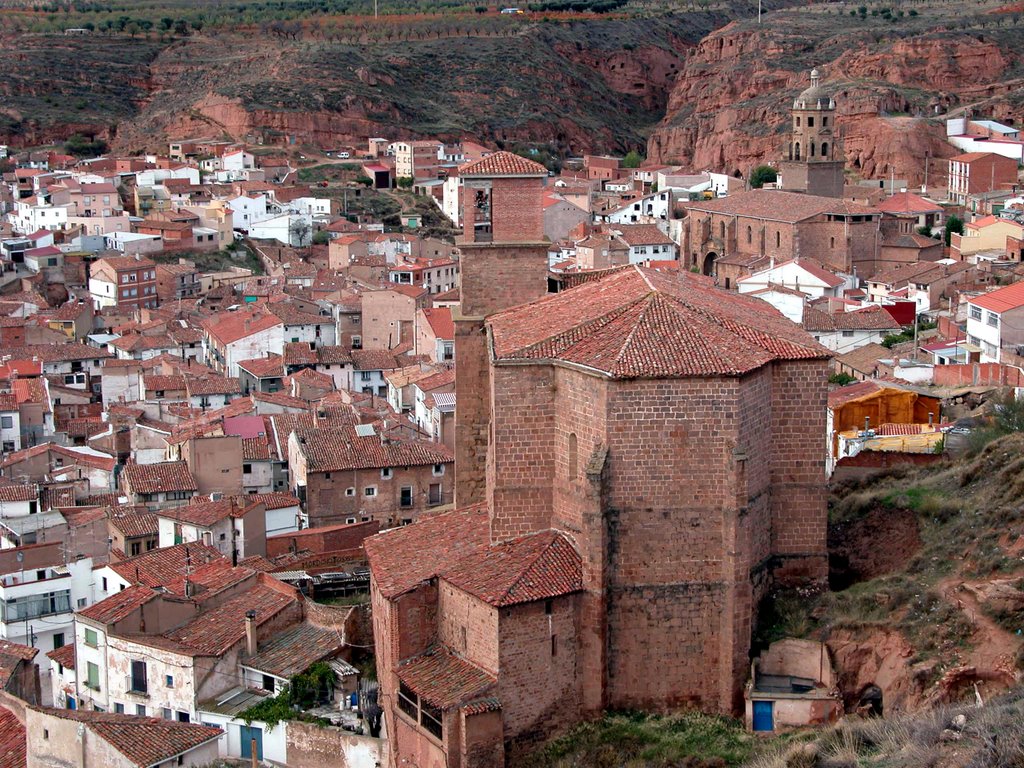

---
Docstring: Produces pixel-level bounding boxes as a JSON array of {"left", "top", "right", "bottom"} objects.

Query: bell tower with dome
[{"left": 778, "top": 67, "right": 845, "bottom": 198}]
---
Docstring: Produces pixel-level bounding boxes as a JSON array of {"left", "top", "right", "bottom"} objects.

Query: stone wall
[{"left": 286, "top": 720, "right": 386, "bottom": 768}]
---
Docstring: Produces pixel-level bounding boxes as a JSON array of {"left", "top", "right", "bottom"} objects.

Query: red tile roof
[
  {"left": 459, "top": 151, "right": 548, "bottom": 178},
  {"left": 108, "top": 542, "right": 224, "bottom": 589},
  {"left": 682, "top": 189, "right": 880, "bottom": 223},
  {"left": 397, "top": 645, "right": 496, "bottom": 709},
  {"left": 0, "top": 706, "right": 24, "bottom": 768},
  {"left": 876, "top": 191, "right": 944, "bottom": 215},
  {"left": 295, "top": 425, "right": 453, "bottom": 473},
  {"left": 247, "top": 492, "right": 300, "bottom": 510},
  {"left": 801, "top": 304, "right": 901, "bottom": 332},
  {"left": 0, "top": 482, "right": 38, "bottom": 502},
  {"left": 121, "top": 461, "right": 197, "bottom": 495},
  {"left": 442, "top": 529, "right": 582, "bottom": 607},
  {"left": 78, "top": 584, "right": 157, "bottom": 624},
  {"left": 421, "top": 306, "right": 454, "bottom": 340},
  {"left": 970, "top": 281, "right": 1024, "bottom": 313},
  {"left": 242, "top": 437, "right": 271, "bottom": 461},
  {"left": 159, "top": 497, "right": 257, "bottom": 528},
  {"left": 351, "top": 349, "right": 405, "bottom": 371},
  {"left": 238, "top": 354, "right": 284, "bottom": 378},
  {"left": 108, "top": 508, "right": 158, "bottom": 540},
  {"left": 186, "top": 377, "right": 242, "bottom": 396},
  {"left": 365, "top": 506, "right": 491, "bottom": 599},
  {"left": 31, "top": 708, "right": 222, "bottom": 767},
  {"left": 489, "top": 265, "right": 829, "bottom": 378},
  {"left": 46, "top": 642, "right": 75, "bottom": 670},
  {"left": 202, "top": 310, "right": 282, "bottom": 346},
  {"left": 243, "top": 622, "right": 344, "bottom": 678}
]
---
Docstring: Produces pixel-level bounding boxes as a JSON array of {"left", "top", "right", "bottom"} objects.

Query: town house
[
  {"left": 965, "top": 282, "right": 1024, "bottom": 362},
  {"left": 155, "top": 496, "right": 267, "bottom": 560},
  {"left": 202, "top": 310, "right": 284, "bottom": 377},
  {"left": 88, "top": 256, "right": 158, "bottom": 311}
]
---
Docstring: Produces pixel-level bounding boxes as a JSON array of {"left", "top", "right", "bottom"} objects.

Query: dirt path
[{"left": 938, "top": 577, "right": 1022, "bottom": 695}]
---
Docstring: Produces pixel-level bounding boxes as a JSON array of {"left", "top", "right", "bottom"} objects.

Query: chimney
[
  {"left": 245, "top": 609, "right": 257, "bottom": 656},
  {"left": 864, "top": 417, "right": 870, "bottom": 432}
]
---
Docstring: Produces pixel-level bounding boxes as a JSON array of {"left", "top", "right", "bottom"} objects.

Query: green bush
[{"left": 749, "top": 165, "right": 777, "bottom": 189}]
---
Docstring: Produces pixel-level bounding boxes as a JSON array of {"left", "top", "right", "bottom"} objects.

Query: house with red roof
[
  {"left": 951, "top": 214, "right": 1024, "bottom": 261},
  {"left": 88, "top": 255, "right": 158, "bottom": 311},
  {"left": 736, "top": 257, "right": 846, "bottom": 299},
  {"left": 201, "top": 310, "right": 284, "bottom": 378},
  {"left": 948, "top": 152, "right": 1018, "bottom": 206},
  {"left": 966, "top": 281, "right": 1024, "bottom": 362},
  {"left": 415, "top": 306, "right": 454, "bottom": 364},
  {"left": 155, "top": 496, "right": 267, "bottom": 560},
  {"left": 27, "top": 707, "right": 222, "bottom": 768}
]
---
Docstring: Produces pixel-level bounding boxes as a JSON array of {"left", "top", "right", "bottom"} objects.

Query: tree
[
  {"left": 396, "top": 176, "right": 414, "bottom": 189},
  {"left": 749, "top": 165, "right": 778, "bottom": 189},
  {"left": 622, "top": 150, "right": 644, "bottom": 168},
  {"left": 65, "top": 134, "right": 108, "bottom": 158},
  {"left": 312, "top": 230, "right": 331, "bottom": 245},
  {"left": 289, "top": 217, "right": 311, "bottom": 247},
  {"left": 944, "top": 214, "right": 964, "bottom": 246}
]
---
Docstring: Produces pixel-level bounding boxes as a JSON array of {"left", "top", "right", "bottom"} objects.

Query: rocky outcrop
[{"left": 648, "top": 16, "right": 1024, "bottom": 185}]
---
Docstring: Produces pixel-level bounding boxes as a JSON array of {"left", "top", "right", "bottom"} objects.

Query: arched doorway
[
  {"left": 702, "top": 252, "right": 717, "bottom": 277},
  {"left": 857, "top": 684, "right": 883, "bottom": 717}
]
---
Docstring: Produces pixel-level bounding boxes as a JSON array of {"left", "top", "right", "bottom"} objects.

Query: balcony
[{"left": 125, "top": 674, "right": 148, "bottom": 697}]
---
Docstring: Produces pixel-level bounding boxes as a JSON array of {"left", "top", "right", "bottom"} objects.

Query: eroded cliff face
[{"left": 648, "top": 20, "right": 1023, "bottom": 185}]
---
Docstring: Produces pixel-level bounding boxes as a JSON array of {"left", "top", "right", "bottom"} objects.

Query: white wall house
[
  {"left": 249, "top": 214, "right": 313, "bottom": 247},
  {"left": 736, "top": 259, "right": 844, "bottom": 299},
  {"left": 965, "top": 285, "right": 1024, "bottom": 362},
  {"left": 600, "top": 191, "right": 673, "bottom": 227}
]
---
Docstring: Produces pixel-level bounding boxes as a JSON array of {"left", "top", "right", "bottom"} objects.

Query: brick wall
[
  {"left": 438, "top": 582, "right": 499, "bottom": 674},
  {"left": 454, "top": 317, "right": 489, "bottom": 507},
  {"left": 488, "top": 364, "right": 556, "bottom": 542},
  {"left": 266, "top": 520, "right": 380, "bottom": 558},
  {"left": 498, "top": 595, "right": 581, "bottom": 754},
  {"left": 932, "top": 362, "right": 1024, "bottom": 387}
]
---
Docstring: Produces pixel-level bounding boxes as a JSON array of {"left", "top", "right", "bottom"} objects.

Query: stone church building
[{"left": 366, "top": 152, "right": 831, "bottom": 768}]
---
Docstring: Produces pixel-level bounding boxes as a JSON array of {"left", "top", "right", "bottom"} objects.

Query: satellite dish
[{"left": 16, "top": 551, "right": 23, "bottom": 563}]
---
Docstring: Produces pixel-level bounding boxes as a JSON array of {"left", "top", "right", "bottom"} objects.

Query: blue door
[
  {"left": 752, "top": 700, "right": 774, "bottom": 732},
  {"left": 240, "top": 725, "right": 264, "bottom": 760}
]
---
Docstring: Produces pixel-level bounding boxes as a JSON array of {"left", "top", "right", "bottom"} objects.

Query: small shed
[{"left": 745, "top": 638, "right": 843, "bottom": 732}]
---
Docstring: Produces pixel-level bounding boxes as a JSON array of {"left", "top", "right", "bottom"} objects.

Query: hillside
[
  {"left": 0, "top": 12, "right": 730, "bottom": 154},
  {"left": 516, "top": 427, "right": 1024, "bottom": 767},
  {"left": 647, "top": 0, "right": 1024, "bottom": 184}
]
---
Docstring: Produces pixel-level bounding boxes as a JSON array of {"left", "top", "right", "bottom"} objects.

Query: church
[{"left": 366, "top": 151, "right": 831, "bottom": 767}]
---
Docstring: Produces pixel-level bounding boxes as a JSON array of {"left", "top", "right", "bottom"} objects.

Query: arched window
[
  {"left": 821, "top": 142, "right": 829, "bottom": 158},
  {"left": 775, "top": 231, "right": 781, "bottom": 248},
  {"left": 794, "top": 143, "right": 801, "bottom": 160},
  {"left": 795, "top": 116, "right": 801, "bottom": 128},
  {"left": 810, "top": 142, "right": 816, "bottom": 158},
  {"left": 746, "top": 225, "right": 752, "bottom": 244},
  {"left": 822, "top": 116, "right": 829, "bottom": 128},
  {"left": 719, "top": 221, "right": 726, "bottom": 239},
  {"left": 830, "top": 236, "right": 835, "bottom": 249},
  {"left": 568, "top": 433, "right": 578, "bottom": 480}
]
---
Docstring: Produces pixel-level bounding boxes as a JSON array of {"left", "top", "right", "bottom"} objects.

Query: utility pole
[{"left": 758, "top": 0, "right": 762, "bottom": 24}]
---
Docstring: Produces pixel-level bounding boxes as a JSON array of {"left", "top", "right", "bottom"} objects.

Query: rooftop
[
  {"left": 488, "top": 265, "right": 829, "bottom": 378},
  {"left": 459, "top": 151, "right": 547, "bottom": 178},
  {"left": 682, "top": 189, "right": 880, "bottom": 223},
  {"left": 243, "top": 622, "right": 345, "bottom": 679},
  {"left": 397, "top": 645, "right": 496, "bottom": 709},
  {"left": 121, "top": 461, "right": 197, "bottom": 495}
]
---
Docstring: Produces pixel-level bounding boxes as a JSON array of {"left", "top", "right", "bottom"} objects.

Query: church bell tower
[{"left": 778, "top": 68, "right": 845, "bottom": 198}]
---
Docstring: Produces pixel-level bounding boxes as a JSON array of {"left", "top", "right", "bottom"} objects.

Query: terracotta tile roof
[
  {"left": 397, "top": 645, "right": 496, "bottom": 709},
  {"left": 421, "top": 307, "right": 454, "bottom": 340},
  {"left": 31, "top": 708, "right": 221, "bottom": 767},
  {"left": 416, "top": 368, "right": 456, "bottom": 392},
  {"left": 883, "top": 232, "right": 942, "bottom": 249},
  {"left": 682, "top": 189, "right": 880, "bottom": 223},
  {"left": 295, "top": 425, "right": 453, "bottom": 473},
  {"left": 268, "top": 304, "right": 330, "bottom": 326},
  {"left": 289, "top": 367, "right": 334, "bottom": 389},
  {"left": 247, "top": 492, "right": 300, "bottom": 510},
  {"left": 163, "top": 560, "right": 253, "bottom": 599},
  {"left": 315, "top": 346, "right": 354, "bottom": 365},
  {"left": 876, "top": 192, "right": 944, "bottom": 215},
  {"left": 868, "top": 260, "right": 947, "bottom": 287},
  {"left": 121, "top": 461, "right": 197, "bottom": 495},
  {"left": 442, "top": 530, "right": 582, "bottom": 607},
  {"left": 489, "top": 265, "right": 829, "bottom": 378},
  {"left": 826, "top": 380, "right": 930, "bottom": 409},
  {"left": 186, "top": 377, "right": 241, "bottom": 396},
  {"left": 365, "top": 506, "right": 491, "bottom": 599},
  {"left": 93, "top": 255, "right": 158, "bottom": 271},
  {"left": 238, "top": 354, "right": 284, "bottom": 378},
  {"left": 459, "top": 151, "right": 548, "bottom": 177},
  {"left": 108, "top": 543, "right": 225, "bottom": 589},
  {"left": 142, "top": 374, "right": 187, "bottom": 393},
  {"left": 801, "top": 304, "right": 901, "bottom": 332},
  {"left": 78, "top": 584, "right": 158, "bottom": 624},
  {"left": 108, "top": 508, "right": 158, "bottom": 539},
  {"left": 162, "top": 579, "right": 298, "bottom": 656},
  {"left": 46, "top": 642, "right": 75, "bottom": 670},
  {"left": 461, "top": 697, "right": 501, "bottom": 715},
  {"left": 242, "top": 437, "right": 271, "bottom": 461},
  {"left": 6, "top": 343, "right": 110, "bottom": 363},
  {"left": 612, "top": 223, "right": 674, "bottom": 247},
  {"left": 202, "top": 310, "right": 282, "bottom": 346},
  {"left": 351, "top": 349, "right": 403, "bottom": 371},
  {"left": 160, "top": 497, "right": 257, "bottom": 528},
  {"left": 384, "top": 365, "right": 437, "bottom": 389},
  {"left": 970, "top": 281, "right": 1024, "bottom": 313},
  {"left": 243, "top": 622, "right": 344, "bottom": 678},
  {"left": 283, "top": 342, "right": 319, "bottom": 367},
  {"left": 0, "top": 706, "right": 24, "bottom": 768},
  {"left": 252, "top": 390, "right": 310, "bottom": 410},
  {"left": 41, "top": 485, "right": 75, "bottom": 510},
  {"left": 0, "top": 482, "right": 38, "bottom": 502}
]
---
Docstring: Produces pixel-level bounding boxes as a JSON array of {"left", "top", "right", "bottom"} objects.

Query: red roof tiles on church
[{"left": 489, "top": 265, "right": 829, "bottom": 378}]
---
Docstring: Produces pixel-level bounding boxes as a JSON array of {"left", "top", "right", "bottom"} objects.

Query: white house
[
  {"left": 736, "top": 259, "right": 846, "bottom": 299},
  {"left": 136, "top": 166, "right": 201, "bottom": 187},
  {"left": 0, "top": 555, "right": 94, "bottom": 652},
  {"left": 227, "top": 194, "right": 268, "bottom": 231},
  {"left": 966, "top": 282, "right": 1024, "bottom": 362},
  {"left": 802, "top": 304, "right": 902, "bottom": 354},
  {"left": 249, "top": 213, "right": 313, "bottom": 247},
  {"left": 12, "top": 199, "right": 69, "bottom": 234},
  {"left": 600, "top": 190, "right": 673, "bottom": 227}
]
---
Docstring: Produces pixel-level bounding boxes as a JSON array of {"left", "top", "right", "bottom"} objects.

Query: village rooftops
[
  {"left": 201, "top": 310, "right": 282, "bottom": 346},
  {"left": 78, "top": 584, "right": 158, "bottom": 625},
  {"left": 107, "top": 542, "right": 224, "bottom": 589},
  {"left": 238, "top": 354, "right": 284, "bottom": 378},
  {"left": 681, "top": 189, "right": 881, "bottom": 223},
  {"left": 801, "top": 304, "right": 902, "bottom": 333},
  {"left": 397, "top": 645, "right": 496, "bottom": 710},
  {"left": 0, "top": 707, "right": 25, "bottom": 768},
  {"left": 876, "top": 191, "right": 944, "bottom": 215},
  {"left": 0, "top": 639, "right": 38, "bottom": 689},
  {"left": 488, "top": 265, "right": 829, "bottom": 378},
  {"left": 46, "top": 642, "right": 75, "bottom": 671},
  {"left": 420, "top": 306, "right": 454, "bottom": 339},
  {"left": 242, "top": 622, "right": 345, "bottom": 679},
  {"left": 29, "top": 708, "right": 222, "bottom": 767}
]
